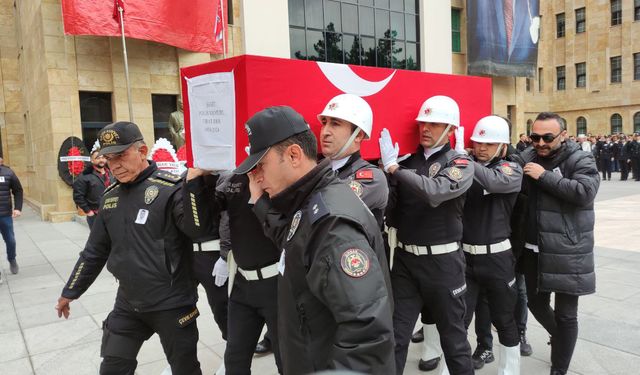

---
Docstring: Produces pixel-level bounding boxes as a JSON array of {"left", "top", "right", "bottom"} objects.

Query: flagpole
[
  {"left": 118, "top": 5, "right": 134, "bottom": 122},
  {"left": 220, "top": 0, "right": 227, "bottom": 59}
]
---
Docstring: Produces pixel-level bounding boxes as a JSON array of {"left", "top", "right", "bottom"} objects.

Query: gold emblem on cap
[
  {"left": 100, "top": 130, "right": 120, "bottom": 146},
  {"left": 144, "top": 185, "right": 159, "bottom": 205}
]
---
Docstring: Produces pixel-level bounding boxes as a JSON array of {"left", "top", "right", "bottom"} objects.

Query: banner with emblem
[
  {"left": 180, "top": 55, "right": 492, "bottom": 166},
  {"left": 185, "top": 72, "right": 236, "bottom": 171}
]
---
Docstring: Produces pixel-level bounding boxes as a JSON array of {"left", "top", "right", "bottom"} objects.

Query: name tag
[
  {"left": 0, "top": 176, "right": 5, "bottom": 183},
  {"left": 135, "top": 209, "right": 149, "bottom": 224},
  {"left": 278, "top": 249, "right": 286, "bottom": 276}
]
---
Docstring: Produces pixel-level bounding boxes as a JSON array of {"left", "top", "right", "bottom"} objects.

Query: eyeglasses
[{"left": 530, "top": 132, "right": 561, "bottom": 143}]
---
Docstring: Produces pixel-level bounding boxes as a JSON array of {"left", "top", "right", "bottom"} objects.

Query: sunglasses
[{"left": 530, "top": 132, "right": 561, "bottom": 143}]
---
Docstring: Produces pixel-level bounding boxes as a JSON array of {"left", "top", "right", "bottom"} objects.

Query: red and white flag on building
[{"left": 61, "top": 0, "right": 227, "bottom": 54}]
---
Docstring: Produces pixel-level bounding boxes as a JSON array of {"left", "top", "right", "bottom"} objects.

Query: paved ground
[{"left": 0, "top": 173, "right": 638, "bottom": 374}]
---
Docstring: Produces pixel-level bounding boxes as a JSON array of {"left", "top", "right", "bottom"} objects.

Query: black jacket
[
  {"left": 513, "top": 142, "right": 599, "bottom": 295},
  {"left": 72, "top": 165, "right": 114, "bottom": 213},
  {"left": 253, "top": 159, "right": 395, "bottom": 375},
  {"left": 0, "top": 165, "right": 23, "bottom": 217},
  {"left": 62, "top": 163, "right": 213, "bottom": 312}
]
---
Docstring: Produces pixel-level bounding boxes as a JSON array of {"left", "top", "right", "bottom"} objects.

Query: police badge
[
  {"left": 349, "top": 180, "right": 363, "bottom": 197},
  {"left": 428, "top": 162, "right": 441, "bottom": 178},
  {"left": 340, "top": 248, "right": 370, "bottom": 278},
  {"left": 287, "top": 210, "right": 302, "bottom": 241},
  {"left": 144, "top": 185, "right": 159, "bottom": 204}
]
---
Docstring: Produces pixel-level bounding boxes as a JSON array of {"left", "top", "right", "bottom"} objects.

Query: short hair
[
  {"left": 91, "top": 150, "right": 100, "bottom": 157},
  {"left": 273, "top": 130, "right": 318, "bottom": 160},
  {"left": 534, "top": 112, "right": 566, "bottom": 131}
]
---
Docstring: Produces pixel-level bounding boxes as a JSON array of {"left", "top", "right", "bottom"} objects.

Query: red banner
[
  {"left": 180, "top": 55, "right": 492, "bottom": 166},
  {"left": 61, "top": 0, "right": 227, "bottom": 53}
]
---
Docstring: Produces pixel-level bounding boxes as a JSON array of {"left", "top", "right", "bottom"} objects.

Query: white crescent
[{"left": 317, "top": 62, "right": 396, "bottom": 97}]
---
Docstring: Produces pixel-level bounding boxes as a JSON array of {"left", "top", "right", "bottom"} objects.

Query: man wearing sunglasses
[{"left": 512, "top": 112, "right": 599, "bottom": 375}]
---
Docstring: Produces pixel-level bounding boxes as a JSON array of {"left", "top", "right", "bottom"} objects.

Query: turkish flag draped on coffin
[{"left": 61, "top": 0, "right": 227, "bottom": 53}]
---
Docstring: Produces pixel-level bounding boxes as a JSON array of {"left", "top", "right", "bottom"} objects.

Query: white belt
[
  {"left": 193, "top": 239, "right": 220, "bottom": 252},
  {"left": 237, "top": 262, "right": 279, "bottom": 281},
  {"left": 462, "top": 239, "right": 511, "bottom": 255},
  {"left": 398, "top": 241, "right": 459, "bottom": 255},
  {"left": 524, "top": 242, "right": 539, "bottom": 253}
]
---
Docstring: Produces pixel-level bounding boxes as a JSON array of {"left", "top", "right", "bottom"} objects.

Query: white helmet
[
  {"left": 470, "top": 115, "right": 511, "bottom": 144},
  {"left": 415, "top": 95, "right": 460, "bottom": 127},
  {"left": 317, "top": 94, "right": 373, "bottom": 139}
]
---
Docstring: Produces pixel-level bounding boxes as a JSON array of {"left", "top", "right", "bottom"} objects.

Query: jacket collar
[
  {"left": 270, "top": 158, "right": 334, "bottom": 217},
  {"left": 418, "top": 142, "right": 451, "bottom": 162},
  {"left": 335, "top": 151, "right": 362, "bottom": 174}
]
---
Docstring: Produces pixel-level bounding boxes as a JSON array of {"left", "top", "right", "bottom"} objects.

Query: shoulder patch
[
  {"left": 154, "top": 171, "right": 181, "bottom": 184},
  {"left": 340, "top": 248, "right": 370, "bottom": 278},
  {"left": 452, "top": 158, "right": 470, "bottom": 167},
  {"left": 355, "top": 169, "right": 374, "bottom": 180},
  {"left": 447, "top": 167, "right": 463, "bottom": 181},
  {"left": 308, "top": 192, "right": 330, "bottom": 225}
]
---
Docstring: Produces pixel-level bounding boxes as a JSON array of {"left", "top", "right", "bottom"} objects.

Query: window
[
  {"left": 611, "top": 0, "right": 622, "bottom": 26},
  {"left": 451, "top": 8, "right": 461, "bottom": 53},
  {"left": 611, "top": 114, "right": 623, "bottom": 134},
  {"left": 151, "top": 94, "right": 178, "bottom": 145},
  {"left": 635, "top": 0, "right": 640, "bottom": 21},
  {"left": 576, "top": 62, "right": 586, "bottom": 87},
  {"left": 634, "top": 53, "right": 640, "bottom": 80},
  {"left": 577, "top": 117, "right": 587, "bottom": 135},
  {"left": 526, "top": 78, "right": 531, "bottom": 92},
  {"left": 526, "top": 119, "right": 533, "bottom": 135},
  {"left": 79, "top": 91, "right": 112, "bottom": 151},
  {"left": 289, "top": 0, "right": 420, "bottom": 70},
  {"left": 556, "top": 66, "right": 566, "bottom": 90},
  {"left": 556, "top": 13, "right": 565, "bottom": 37},
  {"left": 538, "top": 67, "right": 543, "bottom": 92},
  {"left": 611, "top": 56, "right": 622, "bottom": 83},
  {"left": 575, "top": 8, "right": 586, "bottom": 33},
  {"left": 227, "top": 0, "right": 234, "bottom": 25},
  {"left": 634, "top": 112, "right": 640, "bottom": 133}
]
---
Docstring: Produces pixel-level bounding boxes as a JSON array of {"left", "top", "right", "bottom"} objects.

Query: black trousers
[
  {"left": 225, "top": 274, "right": 282, "bottom": 375},
  {"left": 620, "top": 159, "right": 630, "bottom": 180},
  {"left": 87, "top": 214, "right": 97, "bottom": 229},
  {"left": 632, "top": 157, "right": 640, "bottom": 181},
  {"left": 463, "top": 251, "right": 519, "bottom": 348},
  {"left": 192, "top": 251, "right": 229, "bottom": 340},
  {"left": 522, "top": 249, "right": 579, "bottom": 372},
  {"left": 601, "top": 158, "right": 612, "bottom": 180},
  {"left": 100, "top": 303, "right": 201, "bottom": 375},
  {"left": 392, "top": 249, "right": 473, "bottom": 375},
  {"left": 475, "top": 272, "right": 528, "bottom": 349}
]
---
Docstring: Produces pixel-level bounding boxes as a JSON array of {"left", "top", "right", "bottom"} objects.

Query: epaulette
[
  {"left": 151, "top": 170, "right": 181, "bottom": 185},
  {"left": 103, "top": 182, "right": 120, "bottom": 195},
  {"left": 307, "top": 191, "right": 330, "bottom": 225},
  {"left": 448, "top": 154, "right": 471, "bottom": 168}
]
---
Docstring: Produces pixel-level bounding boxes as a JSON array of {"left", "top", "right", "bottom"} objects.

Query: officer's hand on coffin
[{"left": 186, "top": 167, "right": 207, "bottom": 181}]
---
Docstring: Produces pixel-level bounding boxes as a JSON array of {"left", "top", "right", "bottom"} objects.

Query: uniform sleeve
[
  {"left": 72, "top": 177, "right": 91, "bottom": 213},
  {"left": 178, "top": 174, "right": 222, "bottom": 240},
  {"left": 536, "top": 153, "right": 600, "bottom": 206},
  {"left": 218, "top": 211, "right": 230, "bottom": 260},
  {"left": 252, "top": 194, "right": 290, "bottom": 246},
  {"left": 473, "top": 161, "right": 523, "bottom": 194},
  {"left": 9, "top": 170, "right": 23, "bottom": 211},
  {"left": 61, "top": 211, "right": 111, "bottom": 299},
  {"left": 356, "top": 168, "right": 389, "bottom": 214},
  {"left": 392, "top": 157, "right": 474, "bottom": 207},
  {"left": 306, "top": 217, "right": 394, "bottom": 372}
]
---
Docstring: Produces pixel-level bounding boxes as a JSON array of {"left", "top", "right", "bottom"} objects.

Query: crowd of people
[{"left": 51, "top": 95, "right": 602, "bottom": 375}]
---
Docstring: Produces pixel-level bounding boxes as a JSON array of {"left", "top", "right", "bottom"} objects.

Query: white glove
[
  {"left": 454, "top": 126, "right": 466, "bottom": 155},
  {"left": 212, "top": 257, "right": 229, "bottom": 287},
  {"left": 379, "top": 128, "right": 399, "bottom": 172}
]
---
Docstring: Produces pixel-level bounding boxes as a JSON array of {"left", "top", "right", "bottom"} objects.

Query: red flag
[
  {"left": 62, "top": 0, "right": 225, "bottom": 54},
  {"left": 112, "top": 0, "right": 124, "bottom": 21}
]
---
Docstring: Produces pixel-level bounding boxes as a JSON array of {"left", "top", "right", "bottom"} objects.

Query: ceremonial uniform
[
  {"left": 388, "top": 143, "right": 474, "bottom": 375},
  {"left": 62, "top": 162, "right": 213, "bottom": 374},
  {"left": 254, "top": 159, "right": 395, "bottom": 375}
]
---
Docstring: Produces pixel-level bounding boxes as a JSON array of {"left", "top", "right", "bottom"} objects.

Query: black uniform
[
  {"left": 62, "top": 163, "right": 212, "bottom": 374},
  {"left": 618, "top": 141, "right": 630, "bottom": 180},
  {"left": 599, "top": 141, "right": 614, "bottom": 180},
  {"left": 462, "top": 158, "right": 522, "bottom": 348},
  {"left": 334, "top": 152, "right": 388, "bottom": 227},
  {"left": 387, "top": 143, "right": 474, "bottom": 375},
  {"left": 253, "top": 159, "right": 395, "bottom": 375},
  {"left": 73, "top": 165, "right": 114, "bottom": 228},
  {"left": 214, "top": 172, "right": 282, "bottom": 375},
  {"left": 629, "top": 139, "right": 640, "bottom": 181}
]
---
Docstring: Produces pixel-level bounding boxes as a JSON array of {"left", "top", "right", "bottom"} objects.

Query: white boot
[
  {"left": 215, "top": 361, "right": 226, "bottom": 375},
  {"left": 421, "top": 324, "right": 442, "bottom": 361},
  {"left": 498, "top": 345, "right": 521, "bottom": 375}
]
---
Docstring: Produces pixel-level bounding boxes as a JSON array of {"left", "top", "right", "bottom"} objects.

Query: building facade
[{"left": 1, "top": 0, "right": 638, "bottom": 221}]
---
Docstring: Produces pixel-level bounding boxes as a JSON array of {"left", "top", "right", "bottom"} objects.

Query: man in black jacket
[
  {"left": 236, "top": 106, "right": 395, "bottom": 374},
  {"left": 55, "top": 122, "right": 213, "bottom": 374},
  {"left": 516, "top": 112, "right": 599, "bottom": 375},
  {"left": 72, "top": 150, "right": 113, "bottom": 228},
  {"left": 0, "top": 156, "right": 23, "bottom": 278}
]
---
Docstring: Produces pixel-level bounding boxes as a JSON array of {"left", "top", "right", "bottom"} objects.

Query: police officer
[
  {"left": 237, "top": 106, "right": 395, "bottom": 374},
  {"left": 379, "top": 95, "right": 474, "bottom": 375},
  {"left": 55, "top": 122, "right": 212, "bottom": 374},
  {"left": 318, "top": 94, "right": 388, "bottom": 226},
  {"left": 599, "top": 136, "right": 614, "bottom": 181},
  {"left": 461, "top": 116, "right": 523, "bottom": 375},
  {"left": 185, "top": 169, "right": 283, "bottom": 375}
]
